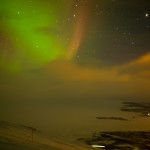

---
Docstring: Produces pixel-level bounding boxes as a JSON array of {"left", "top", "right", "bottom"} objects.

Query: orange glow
[{"left": 66, "top": 2, "right": 89, "bottom": 60}]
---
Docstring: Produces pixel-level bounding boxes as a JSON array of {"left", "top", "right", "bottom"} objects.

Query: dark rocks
[{"left": 78, "top": 131, "right": 150, "bottom": 149}]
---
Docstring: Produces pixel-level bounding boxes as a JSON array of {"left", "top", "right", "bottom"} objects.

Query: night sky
[
  {"left": 0, "top": 0, "right": 150, "bottom": 70},
  {"left": 0, "top": 0, "right": 150, "bottom": 132}
]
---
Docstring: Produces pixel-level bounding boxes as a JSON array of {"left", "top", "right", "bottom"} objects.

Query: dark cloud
[{"left": 35, "top": 27, "right": 59, "bottom": 36}]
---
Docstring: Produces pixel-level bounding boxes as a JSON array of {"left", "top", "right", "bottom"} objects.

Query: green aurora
[{"left": 0, "top": 0, "right": 72, "bottom": 72}]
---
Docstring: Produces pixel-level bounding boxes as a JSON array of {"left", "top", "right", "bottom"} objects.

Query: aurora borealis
[
  {"left": 0, "top": 0, "right": 150, "bottom": 142},
  {"left": 0, "top": 0, "right": 65, "bottom": 71},
  {"left": 0, "top": 0, "right": 150, "bottom": 71},
  {"left": 0, "top": 0, "right": 90, "bottom": 72}
]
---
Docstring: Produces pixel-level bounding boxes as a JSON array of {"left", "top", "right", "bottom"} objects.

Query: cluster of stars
[{"left": 73, "top": 0, "right": 150, "bottom": 64}]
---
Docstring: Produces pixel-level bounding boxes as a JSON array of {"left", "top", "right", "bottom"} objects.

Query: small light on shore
[{"left": 91, "top": 144, "right": 105, "bottom": 148}]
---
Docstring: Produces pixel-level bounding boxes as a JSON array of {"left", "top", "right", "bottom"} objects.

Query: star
[
  {"left": 67, "top": 18, "right": 71, "bottom": 21},
  {"left": 77, "top": 55, "right": 80, "bottom": 59},
  {"left": 145, "top": 13, "right": 149, "bottom": 17},
  {"left": 131, "top": 41, "right": 134, "bottom": 45}
]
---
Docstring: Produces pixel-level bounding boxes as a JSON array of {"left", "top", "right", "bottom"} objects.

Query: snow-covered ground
[{"left": 0, "top": 121, "right": 93, "bottom": 150}]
